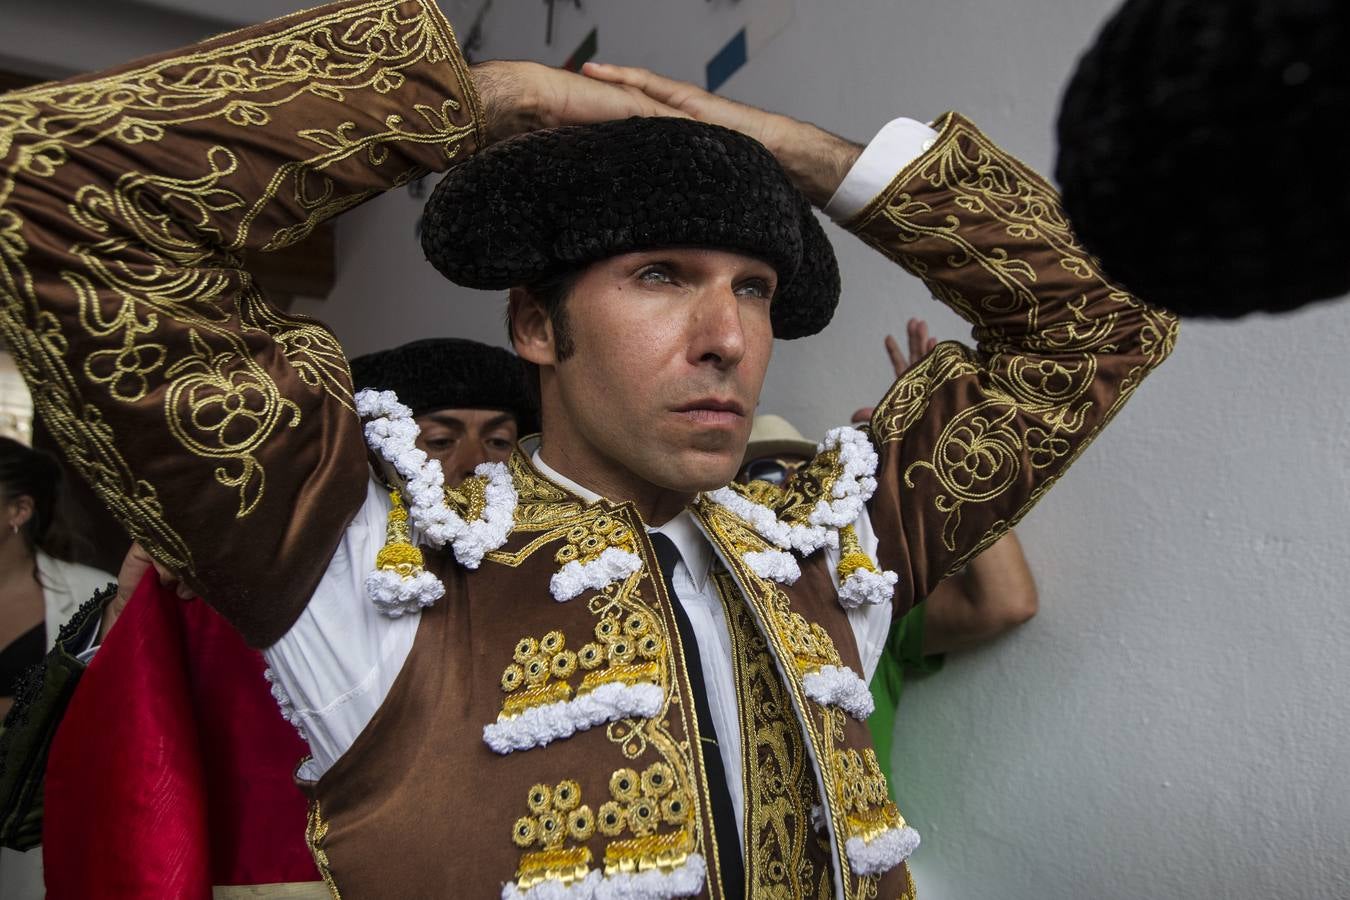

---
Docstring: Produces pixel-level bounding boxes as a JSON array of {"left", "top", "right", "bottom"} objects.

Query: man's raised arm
[
  {"left": 584, "top": 64, "right": 1179, "bottom": 614},
  {"left": 0, "top": 0, "right": 680, "bottom": 646}
]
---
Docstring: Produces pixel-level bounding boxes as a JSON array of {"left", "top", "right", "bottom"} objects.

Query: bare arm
[{"left": 920, "top": 530, "right": 1037, "bottom": 655}]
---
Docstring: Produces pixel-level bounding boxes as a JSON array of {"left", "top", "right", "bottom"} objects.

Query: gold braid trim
[
  {"left": 373, "top": 489, "right": 427, "bottom": 575},
  {"left": 305, "top": 799, "right": 342, "bottom": 899},
  {"left": 836, "top": 522, "right": 878, "bottom": 581}
]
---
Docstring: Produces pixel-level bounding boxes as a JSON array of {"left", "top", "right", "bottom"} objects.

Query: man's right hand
[{"left": 471, "top": 60, "right": 687, "bottom": 144}]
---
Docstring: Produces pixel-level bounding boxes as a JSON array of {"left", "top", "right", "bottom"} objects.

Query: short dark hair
[{"left": 507, "top": 267, "right": 582, "bottom": 407}]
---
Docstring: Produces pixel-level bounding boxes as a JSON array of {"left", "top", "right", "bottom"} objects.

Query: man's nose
[{"left": 687, "top": 285, "right": 747, "bottom": 369}]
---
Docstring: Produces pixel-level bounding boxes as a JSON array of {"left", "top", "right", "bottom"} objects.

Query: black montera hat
[
  {"left": 419, "top": 117, "right": 841, "bottom": 339},
  {"left": 1056, "top": 0, "right": 1350, "bottom": 318},
  {"left": 350, "top": 338, "right": 539, "bottom": 434}
]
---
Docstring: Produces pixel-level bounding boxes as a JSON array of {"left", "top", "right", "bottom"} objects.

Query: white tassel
[
  {"left": 483, "top": 681, "right": 664, "bottom": 754},
  {"left": 806, "top": 427, "right": 880, "bottom": 529},
  {"left": 499, "top": 854, "right": 706, "bottom": 900},
  {"left": 743, "top": 548, "right": 801, "bottom": 584},
  {"left": 364, "top": 568, "right": 445, "bottom": 617},
  {"left": 550, "top": 547, "right": 643, "bottom": 602},
  {"left": 801, "top": 664, "right": 875, "bottom": 720},
  {"left": 845, "top": 826, "right": 921, "bottom": 875},
  {"left": 500, "top": 870, "right": 603, "bottom": 900},
  {"left": 837, "top": 567, "right": 898, "bottom": 608},
  {"left": 594, "top": 853, "right": 706, "bottom": 899}
]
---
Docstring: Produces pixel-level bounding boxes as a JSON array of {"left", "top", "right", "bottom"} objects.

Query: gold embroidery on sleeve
[
  {"left": 855, "top": 117, "right": 1177, "bottom": 565},
  {"left": 0, "top": 0, "right": 481, "bottom": 568}
]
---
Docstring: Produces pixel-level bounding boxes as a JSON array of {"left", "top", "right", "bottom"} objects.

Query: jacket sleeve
[
  {"left": 849, "top": 113, "right": 1178, "bottom": 614},
  {"left": 0, "top": 0, "right": 484, "bottom": 646}
]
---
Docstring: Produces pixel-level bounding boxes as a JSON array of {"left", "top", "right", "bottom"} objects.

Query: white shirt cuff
[{"left": 823, "top": 117, "right": 940, "bottom": 223}]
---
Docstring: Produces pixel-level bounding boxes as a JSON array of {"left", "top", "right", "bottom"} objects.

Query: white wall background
[{"left": 5, "top": 2, "right": 1348, "bottom": 898}]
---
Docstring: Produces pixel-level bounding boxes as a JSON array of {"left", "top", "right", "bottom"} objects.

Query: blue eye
[
  {"left": 737, "top": 279, "right": 773, "bottom": 299},
  {"left": 638, "top": 266, "right": 673, "bottom": 284}
]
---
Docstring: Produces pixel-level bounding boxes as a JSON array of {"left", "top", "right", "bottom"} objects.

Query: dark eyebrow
[
  {"left": 421, "top": 411, "right": 517, "bottom": 430},
  {"left": 419, "top": 412, "right": 466, "bottom": 429}
]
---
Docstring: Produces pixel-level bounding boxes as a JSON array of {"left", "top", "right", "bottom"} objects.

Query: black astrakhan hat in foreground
[
  {"left": 350, "top": 338, "right": 539, "bottom": 434},
  {"left": 420, "top": 117, "right": 841, "bottom": 339},
  {"left": 1056, "top": 0, "right": 1350, "bottom": 318}
]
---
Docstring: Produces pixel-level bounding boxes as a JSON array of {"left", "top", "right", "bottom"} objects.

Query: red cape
[{"left": 44, "top": 572, "right": 317, "bottom": 897}]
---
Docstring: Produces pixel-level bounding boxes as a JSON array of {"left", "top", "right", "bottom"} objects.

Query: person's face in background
[
  {"left": 414, "top": 408, "right": 519, "bottom": 487},
  {"left": 735, "top": 451, "right": 811, "bottom": 487}
]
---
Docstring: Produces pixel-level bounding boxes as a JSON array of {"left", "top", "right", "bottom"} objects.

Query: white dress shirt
[{"left": 266, "top": 118, "right": 940, "bottom": 799}]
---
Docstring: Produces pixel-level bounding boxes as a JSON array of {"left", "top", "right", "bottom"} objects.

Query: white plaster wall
[
  {"left": 0, "top": 0, "right": 232, "bottom": 78},
  {"left": 5, "top": 1, "right": 1348, "bottom": 897}
]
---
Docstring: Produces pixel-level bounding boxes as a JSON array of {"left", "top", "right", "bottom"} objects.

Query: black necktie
[{"left": 648, "top": 532, "right": 745, "bottom": 900}]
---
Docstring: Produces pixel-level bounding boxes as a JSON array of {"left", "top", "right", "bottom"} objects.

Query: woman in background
[
  {"left": 0, "top": 436, "right": 113, "bottom": 898},
  {"left": 0, "top": 436, "right": 112, "bottom": 718}
]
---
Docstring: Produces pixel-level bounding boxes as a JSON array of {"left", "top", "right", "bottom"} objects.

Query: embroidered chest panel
[{"left": 317, "top": 443, "right": 917, "bottom": 898}]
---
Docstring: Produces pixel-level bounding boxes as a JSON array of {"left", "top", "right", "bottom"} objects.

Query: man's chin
[{"left": 652, "top": 449, "right": 743, "bottom": 494}]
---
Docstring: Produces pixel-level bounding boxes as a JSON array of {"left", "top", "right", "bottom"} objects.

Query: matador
[{"left": 0, "top": 2, "right": 1176, "bottom": 897}]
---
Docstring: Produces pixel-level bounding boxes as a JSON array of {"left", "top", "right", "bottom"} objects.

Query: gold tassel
[
  {"left": 837, "top": 522, "right": 878, "bottom": 582},
  {"left": 375, "top": 490, "right": 426, "bottom": 576}
]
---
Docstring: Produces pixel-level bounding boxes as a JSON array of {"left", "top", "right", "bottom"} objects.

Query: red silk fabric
[{"left": 44, "top": 571, "right": 316, "bottom": 897}]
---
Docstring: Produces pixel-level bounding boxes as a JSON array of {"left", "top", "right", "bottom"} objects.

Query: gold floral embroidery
[
  {"left": 717, "top": 572, "right": 832, "bottom": 900},
  {"left": 853, "top": 114, "right": 1177, "bottom": 569},
  {"left": 555, "top": 514, "right": 636, "bottom": 566},
  {"left": 696, "top": 500, "right": 880, "bottom": 898},
  {"left": 596, "top": 764, "right": 696, "bottom": 874},
  {"left": 496, "top": 618, "right": 664, "bottom": 721},
  {"left": 696, "top": 497, "right": 845, "bottom": 681},
  {"left": 0, "top": 0, "right": 481, "bottom": 572}
]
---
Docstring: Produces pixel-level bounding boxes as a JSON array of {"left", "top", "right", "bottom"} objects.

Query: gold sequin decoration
[
  {"left": 597, "top": 801, "right": 626, "bottom": 837},
  {"left": 609, "top": 768, "right": 640, "bottom": 803}
]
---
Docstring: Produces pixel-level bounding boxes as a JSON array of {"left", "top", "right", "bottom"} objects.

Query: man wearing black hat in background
[
  {"left": 350, "top": 337, "right": 538, "bottom": 484},
  {"left": 0, "top": 1, "right": 1176, "bottom": 897}
]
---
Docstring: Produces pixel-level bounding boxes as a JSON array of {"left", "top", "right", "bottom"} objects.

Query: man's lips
[{"left": 671, "top": 398, "right": 746, "bottom": 426}]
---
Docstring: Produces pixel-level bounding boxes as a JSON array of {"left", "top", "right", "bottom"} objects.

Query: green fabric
[
  {"left": 0, "top": 584, "right": 110, "bottom": 850},
  {"left": 867, "top": 603, "right": 944, "bottom": 801}
]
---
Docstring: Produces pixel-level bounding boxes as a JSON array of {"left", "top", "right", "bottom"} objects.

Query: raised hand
[
  {"left": 851, "top": 319, "right": 940, "bottom": 424},
  {"left": 886, "top": 319, "right": 939, "bottom": 377},
  {"left": 580, "top": 62, "right": 861, "bottom": 207}
]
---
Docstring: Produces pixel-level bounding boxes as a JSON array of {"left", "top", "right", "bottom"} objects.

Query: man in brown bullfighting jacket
[{"left": 0, "top": 2, "right": 1176, "bottom": 898}]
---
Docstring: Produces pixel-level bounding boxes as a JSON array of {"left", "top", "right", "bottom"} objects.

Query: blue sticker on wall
[{"left": 706, "top": 28, "right": 747, "bottom": 93}]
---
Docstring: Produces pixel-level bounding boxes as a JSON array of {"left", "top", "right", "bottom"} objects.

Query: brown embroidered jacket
[{"left": 0, "top": 1, "right": 1176, "bottom": 897}]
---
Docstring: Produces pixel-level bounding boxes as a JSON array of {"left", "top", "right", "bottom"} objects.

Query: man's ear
[{"left": 508, "top": 286, "right": 557, "bottom": 366}]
